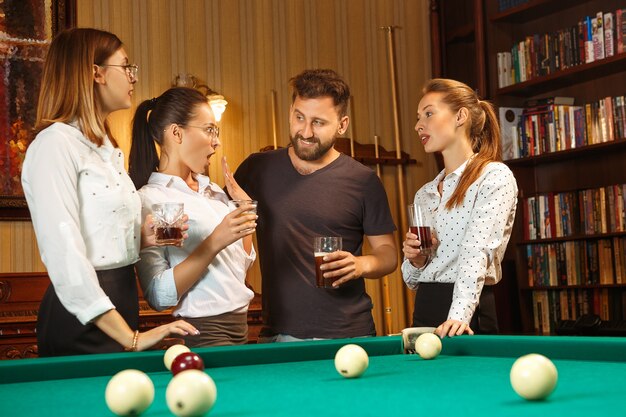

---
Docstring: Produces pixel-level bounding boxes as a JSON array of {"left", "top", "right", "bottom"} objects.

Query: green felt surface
[{"left": 1, "top": 336, "right": 625, "bottom": 417}]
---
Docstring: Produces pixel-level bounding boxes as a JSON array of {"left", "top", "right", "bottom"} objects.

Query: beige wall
[{"left": 1, "top": 0, "right": 436, "bottom": 334}]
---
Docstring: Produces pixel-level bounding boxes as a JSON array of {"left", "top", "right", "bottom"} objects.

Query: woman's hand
[
  {"left": 435, "top": 319, "right": 474, "bottom": 338},
  {"left": 135, "top": 320, "right": 199, "bottom": 351},
  {"left": 222, "top": 156, "right": 252, "bottom": 201},
  {"left": 206, "top": 205, "right": 257, "bottom": 252},
  {"left": 141, "top": 213, "right": 189, "bottom": 249},
  {"left": 402, "top": 231, "right": 436, "bottom": 268}
]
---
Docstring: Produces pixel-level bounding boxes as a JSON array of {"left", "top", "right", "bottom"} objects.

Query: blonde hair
[
  {"left": 36, "top": 28, "right": 123, "bottom": 147},
  {"left": 423, "top": 78, "right": 502, "bottom": 209}
]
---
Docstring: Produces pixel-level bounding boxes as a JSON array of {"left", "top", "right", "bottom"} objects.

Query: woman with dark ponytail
[
  {"left": 402, "top": 78, "right": 518, "bottom": 338},
  {"left": 129, "top": 87, "right": 257, "bottom": 347}
]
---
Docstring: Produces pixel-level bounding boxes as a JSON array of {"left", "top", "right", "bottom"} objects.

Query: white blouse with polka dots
[
  {"left": 22, "top": 122, "right": 142, "bottom": 325},
  {"left": 402, "top": 159, "right": 518, "bottom": 324}
]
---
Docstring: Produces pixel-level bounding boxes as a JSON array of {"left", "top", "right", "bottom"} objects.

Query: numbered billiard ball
[
  {"left": 510, "top": 353, "right": 558, "bottom": 400},
  {"left": 105, "top": 369, "right": 154, "bottom": 416},
  {"left": 166, "top": 369, "right": 217, "bottom": 417},
  {"left": 171, "top": 352, "right": 205, "bottom": 376},
  {"left": 414, "top": 332, "right": 442, "bottom": 360},
  {"left": 164, "top": 344, "right": 191, "bottom": 370},
  {"left": 334, "top": 344, "right": 369, "bottom": 378}
]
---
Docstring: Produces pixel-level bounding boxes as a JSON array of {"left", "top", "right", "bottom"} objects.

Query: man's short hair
[{"left": 290, "top": 69, "right": 351, "bottom": 118}]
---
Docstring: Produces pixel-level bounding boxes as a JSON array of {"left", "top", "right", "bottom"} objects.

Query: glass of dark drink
[
  {"left": 152, "top": 202, "right": 185, "bottom": 245},
  {"left": 313, "top": 236, "right": 342, "bottom": 288},
  {"left": 407, "top": 203, "right": 434, "bottom": 257}
]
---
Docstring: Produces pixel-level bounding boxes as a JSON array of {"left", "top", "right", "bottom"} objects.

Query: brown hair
[
  {"left": 36, "top": 28, "right": 123, "bottom": 147},
  {"left": 129, "top": 87, "right": 208, "bottom": 189},
  {"left": 290, "top": 69, "right": 351, "bottom": 118},
  {"left": 423, "top": 78, "right": 502, "bottom": 209}
]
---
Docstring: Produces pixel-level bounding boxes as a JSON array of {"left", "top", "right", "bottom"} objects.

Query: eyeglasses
[
  {"left": 99, "top": 64, "right": 139, "bottom": 82},
  {"left": 185, "top": 124, "right": 220, "bottom": 139}
]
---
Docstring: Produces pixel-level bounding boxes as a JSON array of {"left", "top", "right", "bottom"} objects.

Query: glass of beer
[
  {"left": 313, "top": 236, "right": 342, "bottom": 288},
  {"left": 407, "top": 203, "right": 434, "bottom": 257},
  {"left": 229, "top": 200, "right": 258, "bottom": 215},
  {"left": 152, "top": 202, "right": 185, "bottom": 245},
  {"left": 229, "top": 200, "right": 258, "bottom": 232}
]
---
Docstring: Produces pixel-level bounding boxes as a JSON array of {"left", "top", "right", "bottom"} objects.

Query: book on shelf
[
  {"left": 585, "top": 15, "right": 595, "bottom": 63},
  {"left": 524, "top": 96, "right": 575, "bottom": 107},
  {"left": 604, "top": 12, "right": 615, "bottom": 57},
  {"left": 617, "top": 9, "right": 626, "bottom": 54},
  {"left": 593, "top": 12, "right": 605, "bottom": 61}
]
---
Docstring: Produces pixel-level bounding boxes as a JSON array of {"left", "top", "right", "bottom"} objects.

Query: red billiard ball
[{"left": 170, "top": 352, "right": 205, "bottom": 376}]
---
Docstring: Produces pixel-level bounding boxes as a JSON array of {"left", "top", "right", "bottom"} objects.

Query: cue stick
[
  {"left": 271, "top": 89, "right": 279, "bottom": 149},
  {"left": 349, "top": 95, "right": 356, "bottom": 157},
  {"left": 381, "top": 25, "right": 412, "bottom": 326},
  {"left": 374, "top": 135, "right": 394, "bottom": 335}
]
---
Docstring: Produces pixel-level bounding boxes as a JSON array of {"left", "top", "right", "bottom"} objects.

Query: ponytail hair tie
[{"left": 149, "top": 97, "right": 158, "bottom": 109}]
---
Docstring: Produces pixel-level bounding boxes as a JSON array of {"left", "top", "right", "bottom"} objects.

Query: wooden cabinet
[
  {"left": 0, "top": 273, "right": 262, "bottom": 359},
  {"left": 484, "top": 0, "right": 626, "bottom": 334}
]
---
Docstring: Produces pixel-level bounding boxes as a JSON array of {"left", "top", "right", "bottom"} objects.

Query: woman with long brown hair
[
  {"left": 402, "top": 78, "right": 518, "bottom": 338},
  {"left": 21, "top": 28, "right": 197, "bottom": 356}
]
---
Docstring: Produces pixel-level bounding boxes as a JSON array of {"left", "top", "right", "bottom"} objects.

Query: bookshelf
[{"left": 485, "top": 0, "right": 626, "bottom": 334}]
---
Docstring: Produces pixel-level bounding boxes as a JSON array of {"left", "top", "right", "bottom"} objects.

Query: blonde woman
[{"left": 402, "top": 79, "right": 518, "bottom": 338}]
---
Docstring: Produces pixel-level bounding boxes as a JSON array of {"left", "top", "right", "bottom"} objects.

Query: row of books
[
  {"left": 497, "top": 9, "right": 626, "bottom": 88},
  {"left": 532, "top": 288, "right": 626, "bottom": 335},
  {"left": 525, "top": 237, "right": 626, "bottom": 288},
  {"left": 500, "top": 95, "right": 626, "bottom": 160},
  {"left": 522, "top": 184, "right": 626, "bottom": 241}
]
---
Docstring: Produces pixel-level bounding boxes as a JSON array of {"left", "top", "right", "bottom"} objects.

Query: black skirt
[
  {"left": 412, "top": 282, "right": 498, "bottom": 334},
  {"left": 37, "top": 264, "right": 139, "bottom": 357}
]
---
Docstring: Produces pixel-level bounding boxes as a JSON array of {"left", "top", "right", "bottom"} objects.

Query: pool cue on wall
[
  {"left": 374, "top": 135, "right": 394, "bottom": 335},
  {"left": 271, "top": 90, "right": 279, "bottom": 149},
  {"left": 381, "top": 25, "right": 411, "bottom": 326},
  {"left": 348, "top": 95, "right": 356, "bottom": 157}
]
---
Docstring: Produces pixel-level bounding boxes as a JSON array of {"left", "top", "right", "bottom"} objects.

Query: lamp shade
[{"left": 208, "top": 94, "right": 227, "bottom": 122}]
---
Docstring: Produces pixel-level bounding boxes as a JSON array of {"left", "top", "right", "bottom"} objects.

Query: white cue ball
[
  {"left": 166, "top": 369, "right": 217, "bottom": 417},
  {"left": 334, "top": 344, "right": 369, "bottom": 378},
  {"left": 510, "top": 353, "right": 558, "bottom": 400},
  {"left": 414, "top": 333, "right": 442, "bottom": 360},
  {"left": 105, "top": 369, "right": 155, "bottom": 416},
  {"left": 164, "top": 344, "right": 191, "bottom": 370}
]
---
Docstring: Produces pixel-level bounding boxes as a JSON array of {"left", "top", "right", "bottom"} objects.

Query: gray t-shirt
[{"left": 235, "top": 148, "right": 396, "bottom": 339}]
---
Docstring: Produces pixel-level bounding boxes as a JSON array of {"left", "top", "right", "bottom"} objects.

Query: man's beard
[{"left": 289, "top": 133, "right": 337, "bottom": 161}]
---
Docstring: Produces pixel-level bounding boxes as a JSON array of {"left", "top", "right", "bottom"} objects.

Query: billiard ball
[
  {"left": 164, "top": 344, "right": 191, "bottom": 370},
  {"left": 166, "top": 369, "right": 217, "bottom": 417},
  {"left": 510, "top": 353, "right": 558, "bottom": 400},
  {"left": 334, "top": 344, "right": 369, "bottom": 378},
  {"left": 171, "top": 352, "right": 205, "bottom": 376},
  {"left": 414, "top": 332, "right": 442, "bottom": 360},
  {"left": 105, "top": 369, "right": 154, "bottom": 416}
]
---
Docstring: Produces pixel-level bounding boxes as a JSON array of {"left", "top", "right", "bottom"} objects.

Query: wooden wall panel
[{"left": 3, "top": 0, "right": 434, "bottom": 335}]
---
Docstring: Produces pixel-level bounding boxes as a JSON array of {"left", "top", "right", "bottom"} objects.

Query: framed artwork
[{"left": 0, "top": 0, "right": 75, "bottom": 220}]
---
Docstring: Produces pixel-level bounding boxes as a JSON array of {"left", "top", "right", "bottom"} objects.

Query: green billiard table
[{"left": 1, "top": 335, "right": 625, "bottom": 416}]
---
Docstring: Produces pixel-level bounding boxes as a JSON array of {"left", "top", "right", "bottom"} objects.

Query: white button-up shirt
[
  {"left": 402, "top": 160, "right": 518, "bottom": 323},
  {"left": 21, "top": 122, "right": 142, "bottom": 324},
  {"left": 136, "top": 173, "right": 255, "bottom": 318}
]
